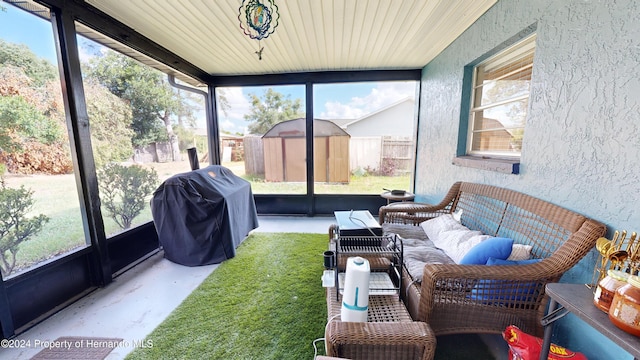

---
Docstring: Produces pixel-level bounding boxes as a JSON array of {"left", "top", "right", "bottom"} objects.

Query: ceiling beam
[{"left": 210, "top": 69, "right": 422, "bottom": 87}]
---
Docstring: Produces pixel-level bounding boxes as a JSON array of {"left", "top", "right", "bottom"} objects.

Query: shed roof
[{"left": 262, "top": 118, "right": 350, "bottom": 138}]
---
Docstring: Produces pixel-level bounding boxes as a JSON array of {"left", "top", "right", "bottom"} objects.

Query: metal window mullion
[
  {"left": 470, "top": 93, "right": 529, "bottom": 112},
  {"left": 471, "top": 66, "right": 486, "bottom": 109},
  {"left": 472, "top": 64, "right": 533, "bottom": 92},
  {"left": 468, "top": 67, "right": 486, "bottom": 141},
  {"left": 471, "top": 125, "right": 525, "bottom": 134},
  {"left": 474, "top": 63, "right": 533, "bottom": 90},
  {"left": 51, "top": 8, "right": 112, "bottom": 286}
]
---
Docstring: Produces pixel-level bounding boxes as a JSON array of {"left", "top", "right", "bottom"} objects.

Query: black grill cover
[{"left": 151, "top": 165, "right": 259, "bottom": 266}]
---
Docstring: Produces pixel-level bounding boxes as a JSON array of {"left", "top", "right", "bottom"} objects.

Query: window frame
[
  {"left": 455, "top": 27, "right": 537, "bottom": 175},
  {"left": 466, "top": 34, "right": 536, "bottom": 160}
]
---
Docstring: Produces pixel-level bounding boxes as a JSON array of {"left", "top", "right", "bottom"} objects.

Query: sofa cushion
[
  {"left": 419, "top": 214, "right": 467, "bottom": 241},
  {"left": 382, "top": 223, "right": 429, "bottom": 241},
  {"left": 486, "top": 257, "right": 541, "bottom": 266},
  {"left": 507, "top": 244, "right": 533, "bottom": 261},
  {"left": 404, "top": 241, "right": 455, "bottom": 282},
  {"left": 388, "top": 235, "right": 454, "bottom": 282},
  {"left": 459, "top": 237, "right": 513, "bottom": 265},
  {"left": 469, "top": 257, "right": 542, "bottom": 303},
  {"left": 432, "top": 229, "right": 491, "bottom": 264},
  {"left": 419, "top": 214, "right": 493, "bottom": 263}
]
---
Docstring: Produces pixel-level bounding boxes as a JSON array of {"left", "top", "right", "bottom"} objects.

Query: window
[
  {"left": 313, "top": 81, "right": 417, "bottom": 195},
  {"left": 77, "top": 25, "right": 208, "bottom": 236},
  {"left": 214, "top": 82, "right": 417, "bottom": 196},
  {"left": 0, "top": 2, "right": 88, "bottom": 278},
  {"left": 467, "top": 34, "right": 536, "bottom": 158},
  {"left": 215, "top": 85, "right": 306, "bottom": 195}
]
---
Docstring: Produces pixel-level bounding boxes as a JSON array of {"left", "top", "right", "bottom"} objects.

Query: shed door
[
  {"left": 284, "top": 138, "right": 306, "bottom": 182},
  {"left": 328, "top": 136, "right": 350, "bottom": 182},
  {"left": 263, "top": 137, "right": 284, "bottom": 182},
  {"left": 314, "top": 137, "right": 328, "bottom": 182}
]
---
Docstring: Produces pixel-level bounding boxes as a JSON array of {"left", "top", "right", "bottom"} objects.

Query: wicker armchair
[
  {"left": 325, "top": 287, "right": 435, "bottom": 360},
  {"left": 379, "top": 182, "right": 606, "bottom": 337}
]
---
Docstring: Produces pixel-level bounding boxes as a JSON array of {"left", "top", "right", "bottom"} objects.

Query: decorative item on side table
[
  {"left": 381, "top": 188, "right": 414, "bottom": 204},
  {"left": 609, "top": 275, "right": 640, "bottom": 336},
  {"left": 589, "top": 229, "right": 640, "bottom": 337},
  {"left": 594, "top": 269, "right": 629, "bottom": 313},
  {"left": 591, "top": 230, "right": 638, "bottom": 288}
]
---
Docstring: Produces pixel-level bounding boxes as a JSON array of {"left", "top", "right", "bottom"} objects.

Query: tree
[
  {"left": 84, "top": 51, "right": 187, "bottom": 161},
  {"left": 216, "top": 88, "right": 231, "bottom": 118},
  {"left": 0, "top": 94, "right": 62, "bottom": 153},
  {"left": 484, "top": 78, "right": 530, "bottom": 151},
  {"left": 83, "top": 80, "right": 135, "bottom": 167},
  {"left": 175, "top": 88, "right": 200, "bottom": 128},
  {"left": 244, "top": 88, "right": 304, "bottom": 134},
  {"left": 0, "top": 40, "right": 57, "bottom": 87},
  {"left": 0, "top": 182, "right": 49, "bottom": 277},
  {"left": 0, "top": 53, "right": 69, "bottom": 174},
  {"left": 97, "top": 163, "right": 158, "bottom": 230}
]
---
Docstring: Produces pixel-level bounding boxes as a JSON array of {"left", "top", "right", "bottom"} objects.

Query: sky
[
  {"left": 217, "top": 82, "right": 416, "bottom": 134},
  {"left": 1, "top": 4, "right": 417, "bottom": 134}
]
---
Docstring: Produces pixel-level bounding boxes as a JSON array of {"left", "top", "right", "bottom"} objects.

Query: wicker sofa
[{"left": 379, "top": 181, "right": 606, "bottom": 337}]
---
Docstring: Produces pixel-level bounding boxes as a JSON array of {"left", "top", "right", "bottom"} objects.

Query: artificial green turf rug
[
  {"left": 126, "top": 233, "right": 328, "bottom": 360},
  {"left": 125, "top": 232, "right": 496, "bottom": 360}
]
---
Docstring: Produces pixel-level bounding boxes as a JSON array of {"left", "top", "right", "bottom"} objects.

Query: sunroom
[{"left": 0, "top": 0, "right": 638, "bottom": 359}]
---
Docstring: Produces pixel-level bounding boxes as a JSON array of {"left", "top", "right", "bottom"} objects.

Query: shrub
[
  {"left": 378, "top": 158, "right": 399, "bottom": 176},
  {"left": 0, "top": 183, "right": 49, "bottom": 277},
  {"left": 0, "top": 94, "right": 62, "bottom": 152},
  {"left": 97, "top": 163, "right": 159, "bottom": 230},
  {"left": 0, "top": 141, "right": 73, "bottom": 174}
]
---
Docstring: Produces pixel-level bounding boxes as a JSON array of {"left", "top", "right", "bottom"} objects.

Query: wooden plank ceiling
[{"left": 84, "top": 0, "right": 496, "bottom": 77}]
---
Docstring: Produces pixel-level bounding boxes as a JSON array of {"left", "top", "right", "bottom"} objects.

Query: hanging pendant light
[{"left": 238, "top": 0, "right": 280, "bottom": 60}]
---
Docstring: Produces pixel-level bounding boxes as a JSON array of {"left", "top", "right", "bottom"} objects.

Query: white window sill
[{"left": 452, "top": 156, "right": 520, "bottom": 174}]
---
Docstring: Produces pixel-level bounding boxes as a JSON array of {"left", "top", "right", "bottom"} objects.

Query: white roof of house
[{"left": 341, "top": 97, "right": 415, "bottom": 129}]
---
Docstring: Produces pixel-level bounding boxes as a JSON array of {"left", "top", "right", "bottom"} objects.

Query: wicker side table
[{"left": 325, "top": 287, "right": 435, "bottom": 360}]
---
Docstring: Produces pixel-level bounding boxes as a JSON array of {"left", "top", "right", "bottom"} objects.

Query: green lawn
[
  {"left": 3, "top": 174, "right": 153, "bottom": 275},
  {"left": 244, "top": 173, "right": 410, "bottom": 194},
  {"left": 223, "top": 161, "right": 411, "bottom": 194}
]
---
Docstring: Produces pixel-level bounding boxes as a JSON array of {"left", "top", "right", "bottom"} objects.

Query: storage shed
[{"left": 263, "top": 118, "right": 350, "bottom": 183}]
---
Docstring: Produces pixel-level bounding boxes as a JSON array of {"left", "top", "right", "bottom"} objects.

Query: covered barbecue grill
[{"left": 151, "top": 165, "right": 259, "bottom": 266}]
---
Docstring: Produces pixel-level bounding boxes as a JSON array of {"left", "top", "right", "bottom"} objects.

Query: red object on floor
[{"left": 503, "top": 325, "right": 587, "bottom": 360}]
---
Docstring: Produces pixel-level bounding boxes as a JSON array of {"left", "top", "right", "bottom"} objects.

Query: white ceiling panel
[{"left": 85, "top": 0, "right": 496, "bottom": 76}]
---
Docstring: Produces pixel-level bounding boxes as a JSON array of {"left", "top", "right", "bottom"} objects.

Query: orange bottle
[
  {"left": 594, "top": 270, "right": 629, "bottom": 313},
  {"left": 609, "top": 275, "right": 640, "bottom": 336}
]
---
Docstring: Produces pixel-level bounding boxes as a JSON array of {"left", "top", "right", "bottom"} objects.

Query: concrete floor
[{"left": 0, "top": 216, "right": 335, "bottom": 360}]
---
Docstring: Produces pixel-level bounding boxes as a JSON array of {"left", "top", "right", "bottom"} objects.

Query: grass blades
[
  {"left": 126, "top": 233, "right": 328, "bottom": 360},
  {"left": 125, "top": 232, "right": 497, "bottom": 359}
]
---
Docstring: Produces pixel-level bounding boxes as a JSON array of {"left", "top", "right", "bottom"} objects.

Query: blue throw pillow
[
  {"left": 486, "top": 257, "right": 541, "bottom": 266},
  {"left": 469, "top": 257, "right": 542, "bottom": 303},
  {"left": 459, "top": 237, "right": 513, "bottom": 265}
]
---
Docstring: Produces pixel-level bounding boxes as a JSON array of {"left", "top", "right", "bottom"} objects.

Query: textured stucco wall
[{"left": 416, "top": 0, "right": 640, "bottom": 357}]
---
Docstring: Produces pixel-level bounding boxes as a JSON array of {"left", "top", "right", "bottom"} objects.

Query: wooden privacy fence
[
  {"left": 243, "top": 135, "right": 413, "bottom": 177},
  {"left": 243, "top": 135, "right": 264, "bottom": 175},
  {"left": 380, "top": 136, "right": 414, "bottom": 175},
  {"left": 350, "top": 136, "right": 413, "bottom": 175}
]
